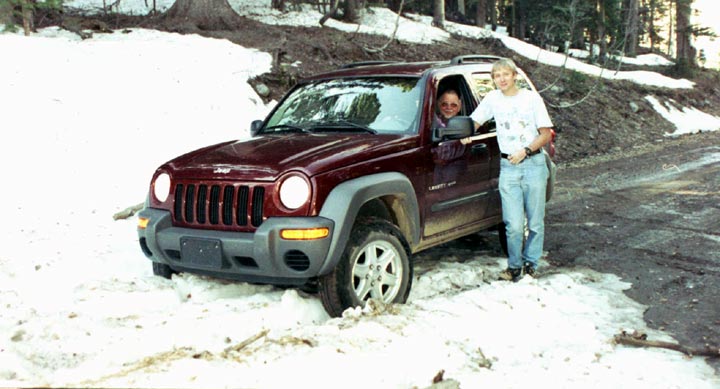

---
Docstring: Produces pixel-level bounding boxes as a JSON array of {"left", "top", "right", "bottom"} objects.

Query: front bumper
[{"left": 137, "top": 208, "right": 334, "bottom": 285}]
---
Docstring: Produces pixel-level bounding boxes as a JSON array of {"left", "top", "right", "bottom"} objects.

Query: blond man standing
[{"left": 465, "top": 58, "right": 553, "bottom": 281}]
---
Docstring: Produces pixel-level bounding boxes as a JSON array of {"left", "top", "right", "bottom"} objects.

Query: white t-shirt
[{"left": 470, "top": 89, "right": 553, "bottom": 154}]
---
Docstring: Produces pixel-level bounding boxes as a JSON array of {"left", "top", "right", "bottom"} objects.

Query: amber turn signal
[
  {"left": 138, "top": 217, "right": 150, "bottom": 230},
  {"left": 280, "top": 228, "right": 329, "bottom": 240}
]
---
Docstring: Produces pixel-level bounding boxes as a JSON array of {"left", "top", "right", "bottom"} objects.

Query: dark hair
[{"left": 437, "top": 88, "right": 460, "bottom": 100}]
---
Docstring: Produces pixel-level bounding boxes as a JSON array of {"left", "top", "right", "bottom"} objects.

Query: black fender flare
[{"left": 317, "top": 172, "right": 421, "bottom": 275}]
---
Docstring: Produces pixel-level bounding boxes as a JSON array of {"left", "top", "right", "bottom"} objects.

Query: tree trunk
[
  {"left": 433, "top": 0, "right": 445, "bottom": 28},
  {"left": 475, "top": 0, "right": 487, "bottom": 27},
  {"left": 164, "top": 0, "right": 242, "bottom": 30},
  {"left": 20, "top": 0, "right": 35, "bottom": 36},
  {"left": 344, "top": 0, "right": 360, "bottom": 23},
  {"left": 457, "top": 0, "right": 466, "bottom": 17},
  {"left": 319, "top": 0, "right": 340, "bottom": 25},
  {"left": 271, "top": 0, "right": 285, "bottom": 12},
  {"left": 490, "top": 0, "right": 497, "bottom": 30},
  {"left": 625, "top": 0, "right": 639, "bottom": 56},
  {"left": 675, "top": 0, "right": 696, "bottom": 67},
  {"left": 667, "top": 0, "right": 674, "bottom": 56},
  {"left": 596, "top": 0, "right": 607, "bottom": 60},
  {"left": 513, "top": 0, "right": 527, "bottom": 39},
  {"left": 387, "top": 0, "right": 403, "bottom": 13},
  {"left": 648, "top": 0, "right": 656, "bottom": 50},
  {"left": 0, "top": 1, "right": 11, "bottom": 27}
]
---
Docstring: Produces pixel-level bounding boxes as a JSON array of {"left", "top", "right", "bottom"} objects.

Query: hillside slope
[{"left": 55, "top": 12, "right": 720, "bottom": 162}]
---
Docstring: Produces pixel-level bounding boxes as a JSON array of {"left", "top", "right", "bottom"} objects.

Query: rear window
[{"left": 471, "top": 72, "right": 531, "bottom": 97}]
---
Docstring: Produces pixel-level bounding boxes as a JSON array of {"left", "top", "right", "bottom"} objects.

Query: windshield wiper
[
  {"left": 263, "top": 124, "right": 312, "bottom": 134},
  {"left": 310, "top": 120, "right": 377, "bottom": 134}
]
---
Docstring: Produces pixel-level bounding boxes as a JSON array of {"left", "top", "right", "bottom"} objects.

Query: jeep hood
[{"left": 164, "top": 133, "right": 415, "bottom": 181}]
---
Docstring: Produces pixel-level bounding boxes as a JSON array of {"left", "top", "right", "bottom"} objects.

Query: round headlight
[
  {"left": 153, "top": 173, "right": 171, "bottom": 203},
  {"left": 279, "top": 175, "right": 310, "bottom": 210}
]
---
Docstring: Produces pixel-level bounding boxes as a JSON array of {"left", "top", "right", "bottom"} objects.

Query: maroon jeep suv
[{"left": 137, "top": 55, "right": 555, "bottom": 316}]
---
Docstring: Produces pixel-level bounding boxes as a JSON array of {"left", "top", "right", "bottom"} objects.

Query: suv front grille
[{"left": 172, "top": 182, "right": 265, "bottom": 230}]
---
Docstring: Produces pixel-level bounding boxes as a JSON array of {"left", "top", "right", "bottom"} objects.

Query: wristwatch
[{"left": 524, "top": 146, "right": 533, "bottom": 156}]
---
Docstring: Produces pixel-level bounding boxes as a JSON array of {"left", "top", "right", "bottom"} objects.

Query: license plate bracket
[{"left": 180, "top": 238, "right": 222, "bottom": 269}]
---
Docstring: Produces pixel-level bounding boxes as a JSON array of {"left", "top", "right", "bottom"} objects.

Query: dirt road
[{"left": 545, "top": 130, "right": 720, "bottom": 371}]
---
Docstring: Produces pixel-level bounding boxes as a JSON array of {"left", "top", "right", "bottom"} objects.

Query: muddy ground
[{"left": 545, "top": 130, "right": 720, "bottom": 372}]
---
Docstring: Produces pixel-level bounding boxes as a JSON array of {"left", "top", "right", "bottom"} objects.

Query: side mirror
[
  {"left": 250, "top": 120, "right": 263, "bottom": 136},
  {"left": 432, "top": 116, "right": 474, "bottom": 142}
]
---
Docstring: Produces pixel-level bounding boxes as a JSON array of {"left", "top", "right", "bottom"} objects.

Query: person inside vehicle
[
  {"left": 432, "top": 88, "right": 467, "bottom": 178},
  {"left": 463, "top": 58, "right": 553, "bottom": 282},
  {"left": 435, "top": 89, "right": 462, "bottom": 127}
]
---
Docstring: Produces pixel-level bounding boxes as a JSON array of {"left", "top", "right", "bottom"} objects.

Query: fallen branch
[
  {"left": 318, "top": 0, "right": 339, "bottom": 26},
  {"left": 613, "top": 330, "right": 720, "bottom": 358},
  {"left": 113, "top": 203, "right": 144, "bottom": 220},
  {"left": 72, "top": 329, "right": 270, "bottom": 386},
  {"left": 77, "top": 346, "right": 195, "bottom": 386},
  {"left": 361, "top": 0, "right": 405, "bottom": 54},
  {"left": 221, "top": 329, "right": 270, "bottom": 357}
]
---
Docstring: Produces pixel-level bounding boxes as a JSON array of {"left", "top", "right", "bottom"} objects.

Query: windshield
[{"left": 263, "top": 77, "right": 422, "bottom": 134}]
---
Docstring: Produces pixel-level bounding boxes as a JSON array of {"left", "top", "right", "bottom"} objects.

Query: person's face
[
  {"left": 439, "top": 92, "right": 461, "bottom": 119},
  {"left": 492, "top": 67, "right": 518, "bottom": 94}
]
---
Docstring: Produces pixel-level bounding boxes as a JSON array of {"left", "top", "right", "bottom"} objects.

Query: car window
[
  {"left": 470, "top": 72, "right": 531, "bottom": 97},
  {"left": 264, "top": 77, "right": 422, "bottom": 134}
]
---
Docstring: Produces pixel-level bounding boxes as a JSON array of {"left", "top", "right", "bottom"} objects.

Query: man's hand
[{"left": 507, "top": 149, "right": 527, "bottom": 164}]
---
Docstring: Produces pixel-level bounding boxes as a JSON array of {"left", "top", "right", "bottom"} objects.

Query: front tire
[
  {"left": 319, "top": 218, "right": 412, "bottom": 317},
  {"left": 152, "top": 262, "right": 175, "bottom": 279}
]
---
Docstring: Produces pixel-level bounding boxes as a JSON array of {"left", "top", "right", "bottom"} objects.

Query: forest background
[{"left": 2, "top": 0, "right": 717, "bottom": 72}]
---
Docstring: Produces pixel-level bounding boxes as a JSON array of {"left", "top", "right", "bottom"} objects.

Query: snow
[
  {"left": 645, "top": 96, "right": 720, "bottom": 136},
  {"left": 1, "top": 2, "right": 720, "bottom": 388}
]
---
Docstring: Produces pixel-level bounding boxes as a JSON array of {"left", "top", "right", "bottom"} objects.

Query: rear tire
[
  {"left": 319, "top": 218, "right": 412, "bottom": 317},
  {"left": 152, "top": 262, "right": 175, "bottom": 279}
]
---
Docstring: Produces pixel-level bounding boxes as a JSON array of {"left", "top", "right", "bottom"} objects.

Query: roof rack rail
[
  {"left": 450, "top": 55, "right": 503, "bottom": 65},
  {"left": 339, "top": 61, "right": 399, "bottom": 69}
]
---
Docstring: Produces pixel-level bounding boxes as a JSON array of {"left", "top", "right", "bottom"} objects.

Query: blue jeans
[{"left": 499, "top": 155, "right": 548, "bottom": 269}]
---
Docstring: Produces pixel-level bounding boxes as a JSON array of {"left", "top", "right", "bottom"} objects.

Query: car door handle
[{"left": 471, "top": 143, "right": 488, "bottom": 155}]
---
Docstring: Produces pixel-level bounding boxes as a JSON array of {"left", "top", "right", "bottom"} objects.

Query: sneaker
[
  {"left": 499, "top": 267, "right": 522, "bottom": 282},
  {"left": 522, "top": 262, "right": 537, "bottom": 278}
]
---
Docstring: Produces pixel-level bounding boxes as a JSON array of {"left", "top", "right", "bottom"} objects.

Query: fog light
[
  {"left": 138, "top": 217, "right": 150, "bottom": 229},
  {"left": 280, "top": 228, "right": 329, "bottom": 240}
]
